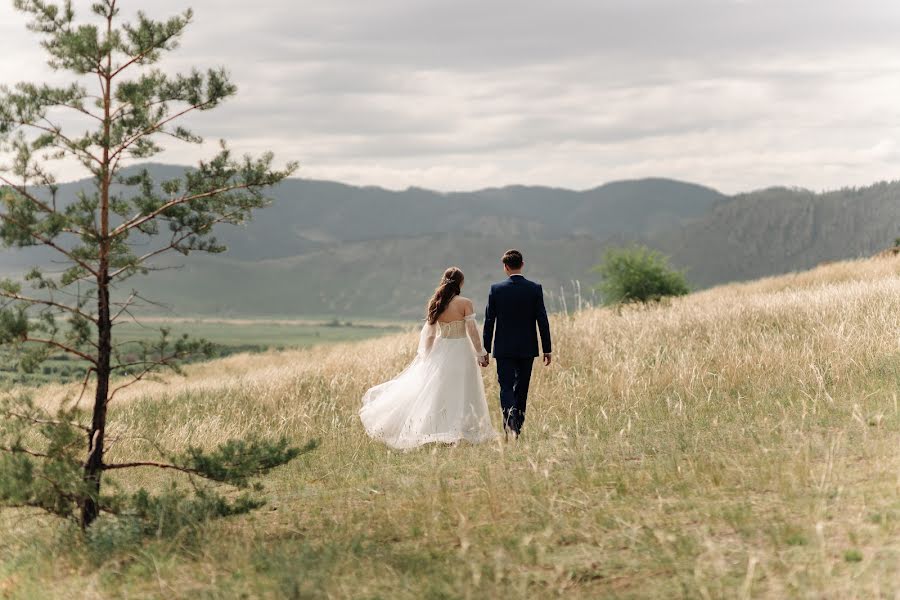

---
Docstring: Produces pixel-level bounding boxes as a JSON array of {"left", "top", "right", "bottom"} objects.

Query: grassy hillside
[{"left": 2, "top": 256, "right": 900, "bottom": 598}]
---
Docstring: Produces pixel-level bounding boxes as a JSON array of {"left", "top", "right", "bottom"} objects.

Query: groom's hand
[
  {"left": 479, "top": 354, "right": 490, "bottom": 368},
  {"left": 543, "top": 353, "right": 552, "bottom": 367}
]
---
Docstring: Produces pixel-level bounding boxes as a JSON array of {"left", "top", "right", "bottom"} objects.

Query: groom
[{"left": 481, "top": 249, "right": 552, "bottom": 439}]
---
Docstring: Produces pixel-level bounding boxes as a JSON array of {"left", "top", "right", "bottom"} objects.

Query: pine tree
[{"left": 0, "top": 0, "right": 309, "bottom": 530}]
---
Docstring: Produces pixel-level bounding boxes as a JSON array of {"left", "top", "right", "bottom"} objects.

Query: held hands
[{"left": 477, "top": 354, "right": 547, "bottom": 367}]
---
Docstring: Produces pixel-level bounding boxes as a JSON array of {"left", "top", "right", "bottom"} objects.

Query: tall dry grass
[{"left": 2, "top": 256, "right": 900, "bottom": 598}]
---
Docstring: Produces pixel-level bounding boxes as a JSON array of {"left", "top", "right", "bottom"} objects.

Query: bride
[{"left": 360, "top": 267, "right": 498, "bottom": 449}]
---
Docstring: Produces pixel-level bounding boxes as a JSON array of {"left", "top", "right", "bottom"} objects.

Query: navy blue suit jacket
[{"left": 483, "top": 275, "right": 552, "bottom": 358}]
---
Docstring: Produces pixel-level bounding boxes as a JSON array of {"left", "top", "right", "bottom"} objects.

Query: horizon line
[{"left": 47, "top": 161, "right": 900, "bottom": 198}]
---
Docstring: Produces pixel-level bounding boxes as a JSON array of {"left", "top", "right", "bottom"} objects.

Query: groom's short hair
[{"left": 502, "top": 249, "right": 523, "bottom": 269}]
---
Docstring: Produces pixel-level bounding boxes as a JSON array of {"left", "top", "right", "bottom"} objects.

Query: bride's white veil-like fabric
[
  {"left": 360, "top": 314, "right": 497, "bottom": 449},
  {"left": 417, "top": 321, "right": 438, "bottom": 358}
]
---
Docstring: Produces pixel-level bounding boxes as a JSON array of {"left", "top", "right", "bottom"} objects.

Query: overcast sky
[{"left": 2, "top": 0, "right": 900, "bottom": 193}]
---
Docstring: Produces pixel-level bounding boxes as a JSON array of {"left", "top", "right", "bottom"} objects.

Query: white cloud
[{"left": 1, "top": 0, "right": 900, "bottom": 193}]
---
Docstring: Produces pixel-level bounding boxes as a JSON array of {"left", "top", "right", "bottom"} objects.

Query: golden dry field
[{"left": 2, "top": 256, "right": 900, "bottom": 599}]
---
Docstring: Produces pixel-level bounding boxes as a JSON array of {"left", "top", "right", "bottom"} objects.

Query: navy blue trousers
[{"left": 496, "top": 357, "right": 534, "bottom": 434}]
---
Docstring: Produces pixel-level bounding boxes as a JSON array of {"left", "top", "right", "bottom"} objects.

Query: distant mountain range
[
  {"left": 2, "top": 164, "right": 898, "bottom": 318},
  {"left": 655, "top": 183, "right": 900, "bottom": 287}
]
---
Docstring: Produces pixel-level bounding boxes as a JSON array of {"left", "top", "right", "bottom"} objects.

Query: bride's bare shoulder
[{"left": 453, "top": 296, "right": 475, "bottom": 310}]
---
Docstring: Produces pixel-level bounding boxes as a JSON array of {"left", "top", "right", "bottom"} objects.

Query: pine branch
[
  {"left": 72, "top": 366, "right": 95, "bottom": 410},
  {"left": 110, "top": 357, "right": 174, "bottom": 371},
  {"left": 110, "top": 207, "right": 249, "bottom": 279},
  {"left": 109, "top": 93, "right": 194, "bottom": 122},
  {"left": 56, "top": 101, "right": 103, "bottom": 123},
  {"left": 1, "top": 408, "right": 90, "bottom": 433},
  {"left": 0, "top": 502, "right": 45, "bottom": 512},
  {"left": 110, "top": 98, "right": 216, "bottom": 162},
  {"left": 110, "top": 182, "right": 258, "bottom": 238},
  {"left": 110, "top": 290, "right": 137, "bottom": 323},
  {"left": 0, "top": 213, "right": 98, "bottom": 276},
  {"left": 102, "top": 460, "right": 201, "bottom": 476},
  {"left": 108, "top": 231, "right": 196, "bottom": 279},
  {"left": 108, "top": 295, "right": 169, "bottom": 326},
  {"left": 7, "top": 118, "right": 102, "bottom": 166},
  {"left": 24, "top": 337, "right": 98, "bottom": 364},
  {"left": 110, "top": 34, "right": 182, "bottom": 79},
  {"left": 0, "top": 290, "right": 97, "bottom": 323},
  {"left": 0, "top": 445, "right": 51, "bottom": 459},
  {"left": 34, "top": 472, "right": 83, "bottom": 505},
  {"left": 0, "top": 173, "right": 58, "bottom": 215}
]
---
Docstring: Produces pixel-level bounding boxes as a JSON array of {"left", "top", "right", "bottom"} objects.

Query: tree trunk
[
  {"left": 81, "top": 28, "right": 114, "bottom": 528},
  {"left": 80, "top": 268, "right": 111, "bottom": 528}
]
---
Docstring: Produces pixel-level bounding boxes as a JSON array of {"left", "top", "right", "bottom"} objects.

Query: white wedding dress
[{"left": 360, "top": 314, "right": 498, "bottom": 449}]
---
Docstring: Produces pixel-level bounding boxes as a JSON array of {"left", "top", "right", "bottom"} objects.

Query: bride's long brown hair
[{"left": 426, "top": 267, "right": 464, "bottom": 324}]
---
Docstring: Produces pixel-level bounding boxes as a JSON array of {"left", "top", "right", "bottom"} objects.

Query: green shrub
[
  {"left": 85, "top": 516, "right": 145, "bottom": 564},
  {"left": 594, "top": 245, "right": 690, "bottom": 305},
  {"left": 844, "top": 549, "right": 864, "bottom": 563}
]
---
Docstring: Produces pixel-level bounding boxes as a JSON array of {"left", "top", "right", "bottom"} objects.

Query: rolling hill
[{"left": 2, "top": 165, "right": 899, "bottom": 317}]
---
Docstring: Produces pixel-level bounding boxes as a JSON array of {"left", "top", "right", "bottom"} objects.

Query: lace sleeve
[
  {"left": 417, "top": 321, "right": 438, "bottom": 358},
  {"left": 464, "top": 313, "right": 486, "bottom": 356}
]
